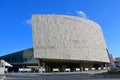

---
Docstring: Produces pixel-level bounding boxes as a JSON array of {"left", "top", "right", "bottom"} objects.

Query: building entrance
[{"left": 45, "top": 62, "right": 80, "bottom": 72}]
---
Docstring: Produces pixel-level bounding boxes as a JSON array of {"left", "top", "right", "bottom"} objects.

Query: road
[
  {"left": 5, "top": 73, "right": 120, "bottom": 80},
  {"left": 0, "top": 74, "right": 5, "bottom": 80}
]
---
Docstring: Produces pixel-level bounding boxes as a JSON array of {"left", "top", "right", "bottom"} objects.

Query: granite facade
[{"left": 32, "top": 15, "right": 110, "bottom": 63}]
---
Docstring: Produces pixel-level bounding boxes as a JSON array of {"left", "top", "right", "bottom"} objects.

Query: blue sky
[{"left": 0, "top": 0, "right": 120, "bottom": 57}]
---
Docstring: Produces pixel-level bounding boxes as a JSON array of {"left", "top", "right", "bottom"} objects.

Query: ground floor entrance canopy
[{"left": 38, "top": 59, "right": 108, "bottom": 73}]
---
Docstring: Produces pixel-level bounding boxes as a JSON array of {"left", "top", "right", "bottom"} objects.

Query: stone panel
[{"left": 32, "top": 15, "right": 110, "bottom": 63}]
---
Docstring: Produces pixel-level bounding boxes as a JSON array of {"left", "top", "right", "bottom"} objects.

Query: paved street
[
  {"left": 4, "top": 72, "right": 120, "bottom": 80},
  {"left": 0, "top": 75, "right": 5, "bottom": 80}
]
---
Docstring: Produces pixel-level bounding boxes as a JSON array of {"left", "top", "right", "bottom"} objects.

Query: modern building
[
  {"left": 0, "top": 60, "right": 12, "bottom": 74},
  {"left": 0, "top": 48, "right": 39, "bottom": 72},
  {"left": 32, "top": 14, "right": 110, "bottom": 72},
  {"left": 109, "top": 54, "right": 115, "bottom": 66},
  {"left": 115, "top": 57, "right": 120, "bottom": 67}
]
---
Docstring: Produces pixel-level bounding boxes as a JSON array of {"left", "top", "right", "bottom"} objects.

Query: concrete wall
[
  {"left": 32, "top": 15, "right": 110, "bottom": 63},
  {"left": 0, "top": 68, "right": 5, "bottom": 74}
]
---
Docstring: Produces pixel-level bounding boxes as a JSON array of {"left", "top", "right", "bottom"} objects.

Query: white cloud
[
  {"left": 25, "top": 19, "right": 32, "bottom": 25},
  {"left": 76, "top": 11, "right": 87, "bottom": 18}
]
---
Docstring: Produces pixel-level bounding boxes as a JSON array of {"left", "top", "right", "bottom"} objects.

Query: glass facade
[{"left": 0, "top": 48, "right": 38, "bottom": 65}]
